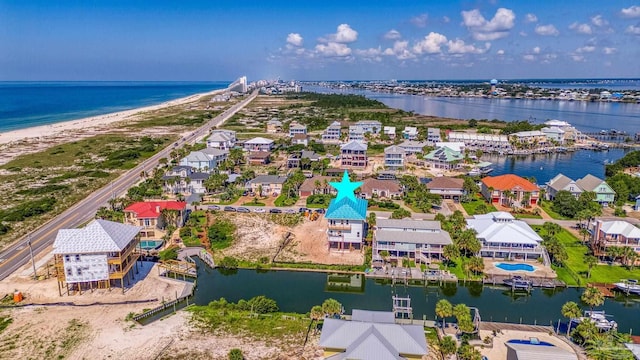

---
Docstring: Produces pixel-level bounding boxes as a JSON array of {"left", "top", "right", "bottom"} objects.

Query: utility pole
[{"left": 28, "top": 235, "right": 37, "bottom": 280}]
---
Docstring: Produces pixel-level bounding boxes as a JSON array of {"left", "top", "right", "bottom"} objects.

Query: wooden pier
[
  {"left": 158, "top": 260, "right": 197, "bottom": 279},
  {"left": 587, "top": 283, "right": 615, "bottom": 298},
  {"left": 484, "top": 274, "right": 565, "bottom": 289}
]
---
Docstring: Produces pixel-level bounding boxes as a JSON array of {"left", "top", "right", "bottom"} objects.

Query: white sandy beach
[{"left": 0, "top": 88, "right": 227, "bottom": 146}]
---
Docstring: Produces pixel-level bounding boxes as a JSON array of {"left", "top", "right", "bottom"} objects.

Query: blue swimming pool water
[
  {"left": 507, "top": 339, "right": 554, "bottom": 346},
  {"left": 495, "top": 263, "right": 535, "bottom": 272},
  {"left": 140, "top": 240, "right": 163, "bottom": 250}
]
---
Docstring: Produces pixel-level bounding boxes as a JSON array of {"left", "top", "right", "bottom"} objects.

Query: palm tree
[
  {"left": 581, "top": 287, "right": 605, "bottom": 312},
  {"left": 561, "top": 301, "right": 582, "bottom": 336},
  {"left": 321, "top": 298, "right": 342, "bottom": 317},
  {"left": 585, "top": 256, "right": 598, "bottom": 279},
  {"left": 435, "top": 299, "right": 453, "bottom": 329},
  {"left": 439, "top": 336, "right": 457, "bottom": 358},
  {"left": 628, "top": 251, "right": 639, "bottom": 271},
  {"left": 466, "top": 256, "right": 485, "bottom": 276},
  {"left": 503, "top": 190, "right": 514, "bottom": 207},
  {"left": 579, "top": 228, "right": 591, "bottom": 244},
  {"left": 442, "top": 244, "right": 459, "bottom": 268},
  {"left": 310, "top": 305, "right": 324, "bottom": 322},
  {"left": 572, "top": 319, "right": 598, "bottom": 345},
  {"left": 314, "top": 180, "right": 321, "bottom": 195},
  {"left": 453, "top": 303, "right": 471, "bottom": 324}
]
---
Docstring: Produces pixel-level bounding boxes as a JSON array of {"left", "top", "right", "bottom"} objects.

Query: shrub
[
  {"left": 247, "top": 296, "right": 279, "bottom": 314},
  {"left": 228, "top": 348, "right": 244, "bottom": 360},
  {"left": 218, "top": 256, "right": 239, "bottom": 269},
  {"left": 159, "top": 247, "right": 179, "bottom": 261}
]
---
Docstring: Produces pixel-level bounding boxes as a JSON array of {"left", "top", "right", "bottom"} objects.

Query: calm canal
[{"left": 192, "top": 265, "right": 640, "bottom": 334}]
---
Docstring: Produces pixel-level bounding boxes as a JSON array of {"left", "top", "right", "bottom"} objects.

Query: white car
[
  {"left": 253, "top": 208, "right": 266, "bottom": 213},
  {"left": 284, "top": 209, "right": 296, "bottom": 214}
]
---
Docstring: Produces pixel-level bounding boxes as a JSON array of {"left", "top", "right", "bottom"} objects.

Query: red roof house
[
  {"left": 480, "top": 174, "right": 539, "bottom": 207},
  {"left": 124, "top": 201, "right": 188, "bottom": 240}
]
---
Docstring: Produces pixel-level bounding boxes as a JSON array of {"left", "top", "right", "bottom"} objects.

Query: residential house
[
  {"left": 374, "top": 219, "right": 453, "bottom": 264},
  {"left": 545, "top": 173, "right": 583, "bottom": 200},
  {"left": 426, "top": 128, "right": 441, "bottom": 144},
  {"left": 424, "top": 146, "right": 464, "bottom": 170},
  {"left": 326, "top": 196, "right": 367, "bottom": 250},
  {"left": 299, "top": 175, "right": 335, "bottom": 197},
  {"left": 206, "top": 130, "right": 236, "bottom": 150},
  {"left": 348, "top": 125, "right": 366, "bottom": 142},
  {"left": 447, "top": 132, "right": 511, "bottom": 151},
  {"left": 53, "top": 219, "right": 143, "bottom": 295},
  {"left": 481, "top": 174, "right": 539, "bottom": 207},
  {"left": 243, "top": 137, "right": 275, "bottom": 152},
  {"left": 287, "top": 150, "right": 321, "bottom": 169},
  {"left": 325, "top": 168, "right": 352, "bottom": 177},
  {"left": 289, "top": 122, "right": 307, "bottom": 137},
  {"left": 319, "top": 309, "right": 428, "bottom": 360},
  {"left": 505, "top": 342, "right": 578, "bottom": 360},
  {"left": 162, "top": 165, "right": 209, "bottom": 194},
  {"left": 266, "top": 119, "right": 282, "bottom": 133},
  {"left": 247, "top": 151, "right": 271, "bottom": 165},
  {"left": 402, "top": 126, "right": 419, "bottom": 140},
  {"left": 246, "top": 175, "right": 288, "bottom": 196},
  {"left": 541, "top": 126, "right": 566, "bottom": 144},
  {"left": 322, "top": 121, "right": 342, "bottom": 143},
  {"left": 383, "top": 126, "right": 396, "bottom": 139},
  {"left": 358, "top": 178, "right": 402, "bottom": 199},
  {"left": 510, "top": 130, "right": 548, "bottom": 147},
  {"left": 292, "top": 133, "right": 309, "bottom": 146},
  {"left": 435, "top": 142, "right": 465, "bottom": 153},
  {"left": 635, "top": 195, "right": 640, "bottom": 211},
  {"left": 467, "top": 212, "right": 545, "bottom": 260},
  {"left": 543, "top": 119, "right": 584, "bottom": 142},
  {"left": 576, "top": 174, "right": 616, "bottom": 205},
  {"left": 383, "top": 145, "right": 406, "bottom": 170},
  {"left": 179, "top": 148, "right": 228, "bottom": 172},
  {"left": 341, "top": 140, "right": 368, "bottom": 169},
  {"left": 353, "top": 120, "right": 382, "bottom": 134},
  {"left": 426, "top": 177, "right": 465, "bottom": 201},
  {"left": 123, "top": 201, "right": 188, "bottom": 244},
  {"left": 398, "top": 140, "right": 429, "bottom": 155},
  {"left": 591, "top": 220, "right": 640, "bottom": 256}
]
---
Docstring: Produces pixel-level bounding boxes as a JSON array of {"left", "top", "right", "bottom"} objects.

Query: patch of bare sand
[{"left": 219, "top": 214, "right": 287, "bottom": 260}]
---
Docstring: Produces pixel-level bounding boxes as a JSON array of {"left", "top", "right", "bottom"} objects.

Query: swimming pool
[
  {"left": 140, "top": 240, "right": 164, "bottom": 250},
  {"left": 507, "top": 339, "right": 554, "bottom": 346},
  {"left": 495, "top": 263, "right": 535, "bottom": 272}
]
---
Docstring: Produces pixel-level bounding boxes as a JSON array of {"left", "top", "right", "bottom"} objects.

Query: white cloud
[
  {"left": 354, "top": 47, "right": 382, "bottom": 62},
  {"left": 576, "top": 46, "right": 595, "bottom": 53},
  {"left": 532, "top": 46, "right": 541, "bottom": 54},
  {"left": 413, "top": 32, "right": 448, "bottom": 54},
  {"left": 315, "top": 42, "right": 352, "bottom": 57},
  {"left": 591, "top": 15, "right": 609, "bottom": 27},
  {"left": 383, "top": 29, "right": 402, "bottom": 40},
  {"left": 535, "top": 24, "right": 559, "bottom": 36},
  {"left": 286, "top": 33, "right": 303, "bottom": 47},
  {"left": 383, "top": 40, "right": 415, "bottom": 60},
  {"left": 410, "top": 13, "right": 429, "bottom": 27},
  {"left": 603, "top": 47, "right": 617, "bottom": 55},
  {"left": 621, "top": 6, "right": 640, "bottom": 18},
  {"left": 569, "top": 22, "right": 592, "bottom": 35},
  {"left": 519, "top": 31, "right": 527, "bottom": 37},
  {"left": 320, "top": 24, "right": 358, "bottom": 43},
  {"left": 626, "top": 25, "right": 640, "bottom": 35},
  {"left": 442, "top": 16, "right": 451, "bottom": 23},
  {"left": 524, "top": 13, "right": 538, "bottom": 23},
  {"left": 572, "top": 55, "right": 585, "bottom": 62},
  {"left": 523, "top": 54, "right": 536, "bottom": 61},
  {"left": 447, "top": 39, "right": 491, "bottom": 54},
  {"left": 461, "top": 8, "right": 516, "bottom": 40},
  {"left": 497, "top": 49, "right": 505, "bottom": 55}
]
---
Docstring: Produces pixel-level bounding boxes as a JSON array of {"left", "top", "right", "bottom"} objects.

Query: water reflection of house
[
  {"left": 325, "top": 273, "right": 364, "bottom": 293},
  {"left": 373, "top": 219, "right": 453, "bottom": 265}
]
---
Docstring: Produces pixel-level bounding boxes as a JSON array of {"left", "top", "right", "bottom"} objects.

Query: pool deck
[
  {"left": 477, "top": 327, "right": 585, "bottom": 360},
  {"left": 483, "top": 259, "right": 564, "bottom": 288}
]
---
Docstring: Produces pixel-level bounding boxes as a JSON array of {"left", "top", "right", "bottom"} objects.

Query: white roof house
[
  {"left": 53, "top": 219, "right": 142, "bottom": 254},
  {"left": 599, "top": 221, "right": 640, "bottom": 239},
  {"left": 506, "top": 342, "right": 578, "bottom": 360},
  {"left": 245, "top": 137, "right": 274, "bottom": 145},
  {"left": 467, "top": 212, "right": 543, "bottom": 246}
]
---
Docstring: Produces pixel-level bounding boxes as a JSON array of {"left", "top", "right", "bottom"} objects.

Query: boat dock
[
  {"left": 588, "top": 283, "right": 615, "bottom": 297},
  {"left": 484, "top": 274, "right": 565, "bottom": 289}
]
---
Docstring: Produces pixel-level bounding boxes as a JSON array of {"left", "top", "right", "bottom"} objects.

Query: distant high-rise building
[
  {"left": 229, "top": 76, "right": 248, "bottom": 93},
  {"left": 490, "top": 78, "right": 498, "bottom": 95}
]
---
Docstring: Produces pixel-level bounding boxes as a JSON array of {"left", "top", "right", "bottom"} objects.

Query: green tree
[
  {"left": 453, "top": 303, "right": 471, "bottom": 323},
  {"left": 218, "top": 256, "right": 239, "bottom": 269},
  {"left": 391, "top": 208, "right": 411, "bottom": 219},
  {"left": 466, "top": 256, "right": 485, "bottom": 275},
  {"left": 310, "top": 305, "right": 324, "bottom": 321},
  {"left": 247, "top": 295, "right": 279, "bottom": 314},
  {"left": 439, "top": 336, "right": 457, "bottom": 357},
  {"left": 458, "top": 344, "right": 482, "bottom": 360},
  {"left": 442, "top": 244, "right": 459, "bottom": 268},
  {"left": 552, "top": 190, "right": 579, "bottom": 218},
  {"left": 572, "top": 319, "right": 598, "bottom": 345},
  {"left": 321, "top": 298, "right": 343, "bottom": 317},
  {"left": 228, "top": 348, "right": 244, "bottom": 360},
  {"left": 561, "top": 301, "right": 582, "bottom": 336},
  {"left": 585, "top": 256, "right": 598, "bottom": 278},
  {"left": 581, "top": 287, "right": 605, "bottom": 312},
  {"left": 435, "top": 299, "right": 453, "bottom": 329},
  {"left": 204, "top": 173, "right": 229, "bottom": 193}
]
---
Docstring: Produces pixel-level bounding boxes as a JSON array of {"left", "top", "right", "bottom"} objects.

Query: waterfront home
[
  {"left": 243, "top": 137, "right": 275, "bottom": 152},
  {"left": 426, "top": 177, "right": 465, "bottom": 201},
  {"left": 467, "top": 212, "right": 545, "bottom": 260},
  {"left": 358, "top": 178, "right": 402, "bottom": 199},
  {"left": 402, "top": 126, "right": 418, "bottom": 140},
  {"left": 447, "top": 131, "right": 511, "bottom": 152},
  {"left": 510, "top": 130, "right": 548, "bottom": 147},
  {"left": 545, "top": 173, "right": 582, "bottom": 200},
  {"left": 348, "top": 125, "right": 366, "bottom": 143},
  {"left": 383, "top": 126, "right": 396, "bottom": 139},
  {"left": 326, "top": 173, "right": 368, "bottom": 250},
  {"left": 288, "top": 122, "right": 307, "bottom": 137},
  {"left": 435, "top": 142, "right": 465, "bottom": 153},
  {"left": 374, "top": 219, "right": 453, "bottom": 264},
  {"left": 247, "top": 150, "right": 271, "bottom": 165},
  {"left": 124, "top": 200, "right": 188, "bottom": 243},
  {"left": 398, "top": 140, "right": 429, "bottom": 155},
  {"left": 426, "top": 127, "right": 441, "bottom": 144},
  {"left": 287, "top": 150, "right": 320, "bottom": 169},
  {"left": 353, "top": 120, "right": 382, "bottom": 134},
  {"left": 341, "top": 140, "right": 368, "bottom": 169},
  {"left": 321, "top": 121, "right": 342, "bottom": 144},
  {"left": 591, "top": 220, "right": 640, "bottom": 256},
  {"left": 541, "top": 126, "right": 566, "bottom": 144},
  {"left": 543, "top": 119, "right": 584, "bottom": 142},
  {"left": 53, "top": 219, "right": 143, "bottom": 295},
  {"left": 319, "top": 309, "right": 428, "bottom": 359},
  {"left": 179, "top": 148, "right": 228, "bottom": 172},
  {"left": 206, "top": 130, "right": 236, "bottom": 150},
  {"left": 246, "top": 175, "right": 288, "bottom": 196},
  {"left": 505, "top": 342, "right": 578, "bottom": 360},
  {"left": 162, "top": 165, "right": 209, "bottom": 194},
  {"left": 292, "top": 133, "right": 309, "bottom": 146},
  {"left": 299, "top": 175, "right": 335, "bottom": 197},
  {"left": 481, "top": 174, "right": 539, "bottom": 207},
  {"left": 576, "top": 174, "right": 616, "bottom": 206},
  {"left": 266, "top": 119, "right": 282, "bottom": 133},
  {"left": 424, "top": 146, "right": 463, "bottom": 170},
  {"left": 384, "top": 145, "right": 406, "bottom": 170}
]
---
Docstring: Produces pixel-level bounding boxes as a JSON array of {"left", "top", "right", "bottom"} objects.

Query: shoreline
[{"left": 0, "top": 87, "right": 228, "bottom": 146}]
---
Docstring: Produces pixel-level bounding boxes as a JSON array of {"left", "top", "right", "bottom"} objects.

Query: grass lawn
[
  {"left": 182, "top": 237, "right": 203, "bottom": 247},
  {"left": 534, "top": 226, "right": 640, "bottom": 285},
  {"left": 514, "top": 213, "right": 542, "bottom": 219},
  {"left": 440, "top": 257, "right": 483, "bottom": 281},
  {"left": 242, "top": 201, "right": 265, "bottom": 206},
  {"left": 538, "top": 201, "right": 572, "bottom": 220},
  {"left": 461, "top": 196, "right": 497, "bottom": 216}
]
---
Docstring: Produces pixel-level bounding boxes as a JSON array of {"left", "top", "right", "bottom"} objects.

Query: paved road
[{"left": 0, "top": 90, "right": 258, "bottom": 281}]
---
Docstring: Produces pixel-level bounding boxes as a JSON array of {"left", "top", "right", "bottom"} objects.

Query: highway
[{"left": 0, "top": 90, "right": 258, "bottom": 281}]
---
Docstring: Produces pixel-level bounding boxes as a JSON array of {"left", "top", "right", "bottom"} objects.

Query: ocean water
[{"left": 0, "top": 81, "right": 229, "bottom": 132}]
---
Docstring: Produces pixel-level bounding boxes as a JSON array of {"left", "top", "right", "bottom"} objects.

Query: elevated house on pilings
[
  {"left": 325, "top": 171, "right": 368, "bottom": 251},
  {"left": 53, "top": 219, "right": 143, "bottom": 296}
]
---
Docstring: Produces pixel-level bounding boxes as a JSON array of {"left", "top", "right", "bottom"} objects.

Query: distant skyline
[{"left": 1, "top": 1, "right": 640, "bottom": 81}]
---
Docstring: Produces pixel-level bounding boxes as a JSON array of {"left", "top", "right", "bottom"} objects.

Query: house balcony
[
  {"left": 328, "top": 223, "right": 352, "bottom": 231},
  {"left": 481, "top": 245, "right": 544, "bottom": 254}
]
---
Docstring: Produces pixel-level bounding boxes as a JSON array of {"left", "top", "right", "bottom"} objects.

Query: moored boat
[
  {"left": 613, "top": 279, "right": 640, "bottom": 295},
  {"left": 571, "top": 310, "right": 617, "bottom": 331},
  {"left": 503, "top": 276, "right": 532, "bottom": 290}
]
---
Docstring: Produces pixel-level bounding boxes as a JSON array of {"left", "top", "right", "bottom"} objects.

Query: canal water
[{"left": 192, "top": 265, "right": 640, "bottom": 334}]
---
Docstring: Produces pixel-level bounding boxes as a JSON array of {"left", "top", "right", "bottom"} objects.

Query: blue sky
[{"left": 1, "top": 0, "right": 639, "bottom": 81}]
